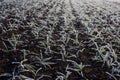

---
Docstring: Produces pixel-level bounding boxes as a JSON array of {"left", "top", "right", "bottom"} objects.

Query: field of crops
[{"left": 0, "top": 0, "right": 120, "bottom": 80}]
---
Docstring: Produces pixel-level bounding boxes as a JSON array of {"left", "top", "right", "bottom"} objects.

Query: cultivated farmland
[{"left": 0, "top": 0, "right": 120, "bottom": 80}]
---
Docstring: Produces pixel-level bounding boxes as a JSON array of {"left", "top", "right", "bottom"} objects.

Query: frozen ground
[
  {"left": 2, "top": 0, "right": 120, "bottom": 4},
  {"left": 0, "top": 0, "right": 120, "bottom": 80}
]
